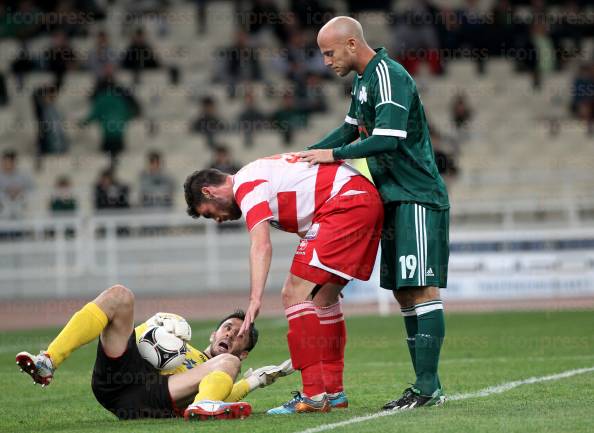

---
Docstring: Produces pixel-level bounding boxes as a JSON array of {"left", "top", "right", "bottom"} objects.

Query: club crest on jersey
[
  {"left": 358, "top": 86, "right": 367, "bottom": 104},
  {"left": 297, "top": 239, "right": 308, "bottom": 252},
  {"left": 304, "top": 223, "right": 320, "bottom": 240}
]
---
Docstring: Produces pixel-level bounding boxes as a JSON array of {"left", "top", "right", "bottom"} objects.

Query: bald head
[
  {"left": 317, "top": 16, "right": 375, "bottom": 77},
  {"left": 317, "top": 16, "right": 366, "bottom": 46}
]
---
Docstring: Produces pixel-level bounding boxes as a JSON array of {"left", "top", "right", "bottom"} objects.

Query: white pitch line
[{"left": 294, "top": 366, "right": 594, "bottom": 433}]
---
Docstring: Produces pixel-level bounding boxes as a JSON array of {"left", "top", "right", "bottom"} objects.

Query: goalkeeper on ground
[{"left": 15, "top": 284, "right": 293, "bottom": 421}]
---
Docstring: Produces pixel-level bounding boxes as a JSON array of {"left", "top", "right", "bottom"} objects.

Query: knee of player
[
  {"left": 215, "top": 353, "right": 241, "bottom": 377},
  {"left": 394, "top": 289, "right": 414, "bottom": 307},
  {"left": 107, "top": 284, "right": 135, "bottom": 309},
  {"left": 280, "top": 285, "right": 292, "bottom": 306},
  {"left": 281, "top": 276, "right": 302, "bottom": 305}
]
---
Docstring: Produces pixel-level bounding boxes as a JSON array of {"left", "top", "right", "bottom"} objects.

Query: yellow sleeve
[{"left": 134, "top": 323, "right": 149, "bottom": 342}]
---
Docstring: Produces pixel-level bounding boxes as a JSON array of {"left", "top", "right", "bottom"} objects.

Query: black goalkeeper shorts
[{"left": 91, "top": 331, "right": 180, "bottom": 419}]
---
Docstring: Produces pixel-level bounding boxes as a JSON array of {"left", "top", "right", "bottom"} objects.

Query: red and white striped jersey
[{"left": 232, "top": 153, "right": 361, "bottom": 232}]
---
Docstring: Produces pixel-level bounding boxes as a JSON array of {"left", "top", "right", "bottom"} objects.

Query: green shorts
[{"left": 380, "top": 202, "right": 449, "bottom": 290}]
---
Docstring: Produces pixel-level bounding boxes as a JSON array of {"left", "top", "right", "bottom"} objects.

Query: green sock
[
  {"left": 414, "top": 300, "right": 445, "bottom": 395},
  {"left": 401, "top": 306, "right": 417, "bottom": 374}
]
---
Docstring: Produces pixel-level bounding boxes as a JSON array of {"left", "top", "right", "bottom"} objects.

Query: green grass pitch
[{"left": 1, "top": 310, "right": 593, "bottom": 433}]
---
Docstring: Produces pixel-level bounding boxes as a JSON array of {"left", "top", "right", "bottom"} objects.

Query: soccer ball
[{"left": 137, "top": 326, "right": 187, "bottom": 371}]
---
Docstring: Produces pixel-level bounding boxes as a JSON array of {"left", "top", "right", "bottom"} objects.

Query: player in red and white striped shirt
[{"left": 184, "top": 153, "right": 383, "bottom": 413}]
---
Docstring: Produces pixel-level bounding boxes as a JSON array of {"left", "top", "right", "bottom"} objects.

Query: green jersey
[{"left": 333, "top": 48, "right": 449, "bottom": 209}]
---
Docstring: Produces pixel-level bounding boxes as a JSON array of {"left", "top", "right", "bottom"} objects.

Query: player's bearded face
[
  {"left": 211, "top": 196, "right": 242, "bottom": 222},
  {"left": 211, "top": 318, "right": 249, "bottom": 357}
]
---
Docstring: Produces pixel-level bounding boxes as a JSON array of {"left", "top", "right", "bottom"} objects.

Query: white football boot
[{"left": 16, "top": 351, "right": 54, "bottom": 387}]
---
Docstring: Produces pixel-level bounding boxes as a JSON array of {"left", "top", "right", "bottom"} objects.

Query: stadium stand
[
  {"left": 0, "top": 0, "right": 593, "bottom": 300},
  {"left": 0, "top": 1, "right": 592, "bottom": 224}
]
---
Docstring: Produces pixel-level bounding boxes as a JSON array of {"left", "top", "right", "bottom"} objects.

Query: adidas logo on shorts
[{"left": 425, "top": 268, "right": 434, "bottom": 277}]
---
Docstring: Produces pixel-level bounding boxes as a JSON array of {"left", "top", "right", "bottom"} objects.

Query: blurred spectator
[
  {"left": 391, "top": 4, "right": 442, "bottom": 76},
  {"left": 94, "top": 168, "right": 129, "bottom": 210},
  {"left": 451, "top": 92, "right": 473, "bottom": 131},
  {"left": 121, "top": 28, "right": 161, "bottom": 83},
  {"left": 194, "top": 0, "right": 208, "bottom": 35},
  {"left": 52, "top": 0, "right": 94, "bottom": 37},
  {"left": 488, "top": 0, "right": 516, "bottom": 58},
  {"left": 289, "top": 0, "right": 335, "bottom": 31},
  {"left": 215, "top": 30, "right": 262, "bottom": 99},
  {"left": 32, "top": 85, "right": 70, "bottom": 163},
  {"left": 274, "top": 30, "right": 327, "bottom": 83},
  {"left": 514, "top": 20, "right": 555, "bottom": 90},
  {"left": 50, "top": 176, "right": 77, "bottom": 213},
  {"left": 42, "top": 31, "right": 78, "bottom": 90},
  {"left": 571, "top": 63, "right": 594, "bottom": 135},
  {"left": 0, "top": 1, "right": 43, "bottom": 40},
  {"left": 87, "top": 31, "right": 119, "bottom": 79},
  {"left": 237, "top": 89, "right": 267, "bottom": 147},
  {"left": 82, "top": 66, "right": 141, "bottom": 163},
  {"left": 0, "top": 151, "right": 34, "bottom": 219},
  {"left": 246, "top": 0, "right": 290, "bottom": 44},
  {"left": 431, "top": 127, "right": 459, "bottom": 186},
  {"left": 209, "top": 146, "right": 241, "bottom": 174},
  {"left": 139, "top": 151, "right": 175, "bottom": 208},
  {"left": 273, "top": 91, "right": 308, "bottom": 146},
  {"left": 10, "top": 45, "right": 37, "bottom": 91},
  {"left": 551, "top": 1, "right": 584, "bottom": 63},
  {"left": 284, "top": 31, "right": 309, "bottom": 83},
  {"left": 530, "top": 22, "right": 556, "bottom": 89},
  {"left": 190, "top": 96, "right": 225, "bottom": 149},
  {"left": 0, "top": 71, "right": 8, "bottom": 106},
  {"left": 123, "top": 1, "right": 171, "bottom": 37},
  {"left": 570, "top": 64, "right": 594, "bottom": 114},
  {"left": 458, "top": 0, "right": 489, "bottom": 75},
  {"left": 296, "top": 73, "right": 327, "bottom": 115}
]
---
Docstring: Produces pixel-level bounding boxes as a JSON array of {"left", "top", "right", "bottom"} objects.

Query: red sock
[
  {"left": 286, "top": 301, "right": 326, "bottom": 397},
  {"left": 316, "top": 301, "right": 346, "bottom": 394}
]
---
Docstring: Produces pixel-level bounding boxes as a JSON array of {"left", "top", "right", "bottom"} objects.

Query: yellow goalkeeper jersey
[{"left": 134, "top": 323, "right": 209, "bottom": 375}]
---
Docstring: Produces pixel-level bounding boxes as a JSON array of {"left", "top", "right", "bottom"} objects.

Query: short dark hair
[
  {"left": 215, "top": 145, "right": 229, "bottom": 155},
  {"left": 216, "top": 309, "right": 259, "bottom": 352},
  {"left": 148, "top": 151, "right": 161, "bottom": 163},
  {"left": 183, "top": 168, "right": 227, "bottom": 218},
  {"left": 2, "top": 150, "right": 16, "bottom": 160},
  {"left": 201, "top": 96, "right": 215, "bottom": 106}
]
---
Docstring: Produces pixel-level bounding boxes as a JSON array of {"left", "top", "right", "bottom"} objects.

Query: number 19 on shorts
[{"left": 399, "top": 255, "right": 417, "bottom": 279}]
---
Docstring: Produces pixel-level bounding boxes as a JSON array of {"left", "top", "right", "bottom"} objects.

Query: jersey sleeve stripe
[
  {"left": 375, "top": 101, "right": 408, "bottom": 111},
  {"left": 375, "top": 67, "right": 387, "bottom": 103},
  {"left": 380, "top": 60, "right": 392, "bottom": 101},
  {"left": 235, "top": 179, "right": 268, "bottom": 206},
  {"left": 344, "top": 115, "right": 358, "bottom": 125},
  {"left": 245, "top": 201, "right": 273, "bottom": 231},
  {"left": 277, "top": 191, "right": 299, "bottom": 233},
  {"left": 372, "top": 128, "right": 407, "bottom": 138}
]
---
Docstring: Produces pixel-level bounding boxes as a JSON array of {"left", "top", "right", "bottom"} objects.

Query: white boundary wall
[{"left": 0, "top": 213, "right": 593, "bottom": 304}]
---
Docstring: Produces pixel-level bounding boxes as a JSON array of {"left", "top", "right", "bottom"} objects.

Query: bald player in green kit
[{"left": 300, "top": 16, "right": 449, "bottom": 411}]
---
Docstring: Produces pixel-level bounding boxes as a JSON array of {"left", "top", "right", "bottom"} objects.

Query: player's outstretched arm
[
  {"left": 300, "top": 135, "right": 400, "bottom": 165},
  {"left": 307, "top": 123, "right": 358, "bottom": 150},
  {"left": 225, "top": 359, "right": 295, "bottom": 402},
  {"left": 332, "top": 134, "right": 399, "bottom": 160},
  {"left": 239, "top": 221, "right": 272, "bottom": 337}
]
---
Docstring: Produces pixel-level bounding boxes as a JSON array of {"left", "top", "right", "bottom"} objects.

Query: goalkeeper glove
[
  {"left": 145, "top": 312, "right": 192, "bottom": 342},
  {"left": 243, "top": 359, "right": 294, "bottom": 391}
]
